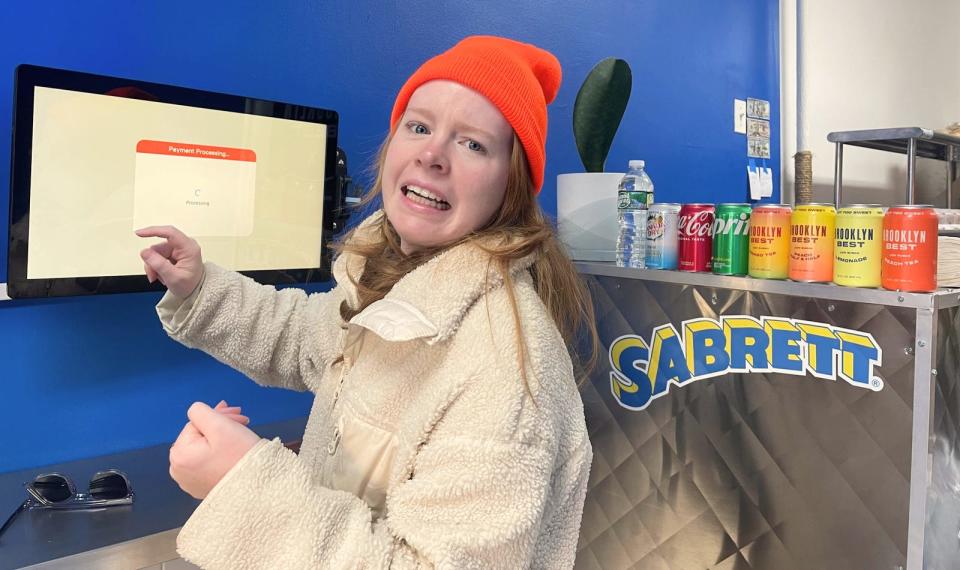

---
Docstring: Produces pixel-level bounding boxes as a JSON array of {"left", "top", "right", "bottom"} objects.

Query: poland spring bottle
[{"left": 616, "top": 160, "right": 654, "bottom": 268}]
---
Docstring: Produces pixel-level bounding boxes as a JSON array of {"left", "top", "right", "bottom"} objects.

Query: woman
[{"left": 138, "top": 35, "right": 598, "bottom": 569}]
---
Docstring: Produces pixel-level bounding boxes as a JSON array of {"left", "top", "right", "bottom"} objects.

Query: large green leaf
[{"left": 573, "top": 58, "right": 632, "bottom": 173}]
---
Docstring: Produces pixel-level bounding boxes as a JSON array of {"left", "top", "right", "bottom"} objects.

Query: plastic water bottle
[{"left": 616, "top": 160, "right": 654, "bottom": 268}]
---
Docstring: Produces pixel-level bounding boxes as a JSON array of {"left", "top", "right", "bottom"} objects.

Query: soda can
[
  {"left": 645, "top": 203, "right": 681, "bottom": 269},
  {"left": 748, "top": 204, "right": 792, "bottom": 279},
  {"left": 712, "top": 203, "right": 752, "bottom": 276},
  {"left": 788, "top": 203, "right": 835, "bottom": 282},
  {"left": 678, "top": 204, "right": 715, "bottom": 272},
  {"left": 882, "top": 205, "right": 938, "bottom": 292},
  {"left": 833, "top": 204, "right": 884, "bottom": 287}
]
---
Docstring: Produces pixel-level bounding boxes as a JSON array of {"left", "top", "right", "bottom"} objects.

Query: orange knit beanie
[{"left": 390, "top": 35, "right": 562, "bottom": 193}]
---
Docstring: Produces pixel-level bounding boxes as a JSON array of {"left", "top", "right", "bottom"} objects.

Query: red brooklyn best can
[
  {"left": 881, "top": 205, "right": 938, "bottom": 292},
  {"left": 678, "top": 204, "right": 715, "bottom": 272}
]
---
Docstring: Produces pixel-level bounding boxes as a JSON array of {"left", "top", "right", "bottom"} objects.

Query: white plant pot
[{"left": 556, "top": 172, "right": 623, "bottom": 262}]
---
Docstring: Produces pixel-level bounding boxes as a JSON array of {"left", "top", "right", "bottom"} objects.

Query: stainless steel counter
[
  {"left": 572, "top": 262, "right": 960, "bottom": 570},
  {"left": 0, "top": 417, "right": 307, "bottom": 569},
  {"left": 577, "top": 262, "right": 960, "bottom": 310}
]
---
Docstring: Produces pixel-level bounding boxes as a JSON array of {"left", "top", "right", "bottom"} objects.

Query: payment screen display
[{"left": 27, "top": 86, "right": 328, "bottom": 279}]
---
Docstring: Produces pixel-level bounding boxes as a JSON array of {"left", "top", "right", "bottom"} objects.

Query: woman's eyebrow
[
  {"left": 405, "top": 107, "right": 435, "bottom": 121},
  {"left": 455, "top": 123, "right": 497, "bottom": 142}
]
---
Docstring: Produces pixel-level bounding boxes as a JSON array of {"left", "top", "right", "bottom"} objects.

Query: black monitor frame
[{"left": 7, "top": 64, "right": 340, "bottom": 299}]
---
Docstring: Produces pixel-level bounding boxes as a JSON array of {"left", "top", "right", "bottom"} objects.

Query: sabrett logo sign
[{"left": 609, "top": 316, "right": 883, "bottom": 411}]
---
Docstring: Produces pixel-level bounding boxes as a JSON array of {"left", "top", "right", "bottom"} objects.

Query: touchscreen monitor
[{"left": 8, "top": 65, "right": 339, "bottom": 298}]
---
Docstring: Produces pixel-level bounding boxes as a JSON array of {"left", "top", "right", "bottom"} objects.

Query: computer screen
[{"left": 8, "top": 65, "right": 339, "bottom": 298}]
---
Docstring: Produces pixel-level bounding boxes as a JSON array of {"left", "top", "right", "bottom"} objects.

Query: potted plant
[{"left": 557, "top": 58, "right": 632, "bottom": 261}]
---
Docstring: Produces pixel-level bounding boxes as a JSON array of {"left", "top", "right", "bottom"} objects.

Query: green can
[{"left": 712, "top": 203, "right": 751, "bottom": 275}]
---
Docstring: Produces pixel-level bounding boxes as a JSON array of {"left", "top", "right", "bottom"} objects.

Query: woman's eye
[
  {"left": 465, "top": 139, "right": 486, "bottom": 153},
  {"left": 408, "top": 122, "right": 429, "bottom": 135}
]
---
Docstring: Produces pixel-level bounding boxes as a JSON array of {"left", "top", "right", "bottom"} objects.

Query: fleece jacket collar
[{"left": 333, "top": 211, "right": 537, "bottom": 345}]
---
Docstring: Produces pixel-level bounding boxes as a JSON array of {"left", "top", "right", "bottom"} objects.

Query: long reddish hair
[{"left": 334, "top": 134, "right": 599, "bottom": 390}]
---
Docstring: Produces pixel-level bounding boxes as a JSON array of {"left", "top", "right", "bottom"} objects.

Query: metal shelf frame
[{"left": 827, "top": 127, "right": 960, "bottom": 207}]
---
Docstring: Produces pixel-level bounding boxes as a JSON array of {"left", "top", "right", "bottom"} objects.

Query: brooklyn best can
[
  {"left": 748, "top": 204, "right": 791, "bottom": 279},
  {"left": 678, "top": 204, "right": 715, "bottom": 272},
  {"left": 882, "top": 205, "right": 938, "bottom": 292},
  {"left": 712, "top": 204, "right": 751, "bottom": 276},
  {"left": 645, "top": 203, "right": 681, "bottom": 269},
  {"left": 789, "top": 203, "right": 835, "bottom": 282},
  {"left": 833, "top": 205, "right": 883, "bottom": 287}
]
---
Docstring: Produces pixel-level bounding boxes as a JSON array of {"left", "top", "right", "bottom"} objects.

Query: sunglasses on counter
[{"left": 0, "top": 470, "right": 134, "bottom": 540}]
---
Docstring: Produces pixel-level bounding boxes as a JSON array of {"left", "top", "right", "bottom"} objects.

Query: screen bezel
[{"left": 8, "top": 64, "right": 339, "bottom": 298}]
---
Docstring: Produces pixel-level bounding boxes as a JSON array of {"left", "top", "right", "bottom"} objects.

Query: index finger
[{"left": 135, "top": 225, "right": 188, "bottom": 242}]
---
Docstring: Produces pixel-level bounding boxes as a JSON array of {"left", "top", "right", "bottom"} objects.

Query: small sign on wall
[
  {"left": 748, "top": 136, "right": 770, "bottom": 159},
  {"left": 746, "top": 97, "right": 771, "bottom": 159},
  {"left": 734, "top": 99, "right": 747, "bottom": 134},
  {"left": 746, "top": 97, "right": 770, "bottom": 120}
]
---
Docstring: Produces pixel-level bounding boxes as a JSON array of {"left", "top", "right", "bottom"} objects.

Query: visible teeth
[
  {"left": 403, "top": 185, "right": 450, "bottom": 210},
  {"left": 406, "top": 185, "right": 446, "bottom": 203}
]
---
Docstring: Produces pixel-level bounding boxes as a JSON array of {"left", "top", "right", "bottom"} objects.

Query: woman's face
[{"left": 381, "top": 80, "right": 514, "bottom": 255}]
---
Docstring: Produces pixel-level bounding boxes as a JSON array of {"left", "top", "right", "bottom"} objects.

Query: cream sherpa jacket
[{"left": 155, "top": 215, "right": 592, "bottom": 569}]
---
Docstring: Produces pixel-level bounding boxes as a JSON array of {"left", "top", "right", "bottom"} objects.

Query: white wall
[{"left": 784, "top": 0, "right": 960, "bottom": 206}]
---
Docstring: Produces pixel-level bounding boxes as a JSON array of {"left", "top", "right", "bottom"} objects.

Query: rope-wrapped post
[{"left": 794, "top": 150, "right": 813, "bottom": 204}]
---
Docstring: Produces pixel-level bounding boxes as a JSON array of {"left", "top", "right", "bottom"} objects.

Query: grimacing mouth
[{"left": 401, "top": 184, "right": 451, "bottom": 210}]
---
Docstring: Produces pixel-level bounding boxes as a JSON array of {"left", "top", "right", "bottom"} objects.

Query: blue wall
[{"left": 0, "top": 1, "right": 779, "bottom": 471}]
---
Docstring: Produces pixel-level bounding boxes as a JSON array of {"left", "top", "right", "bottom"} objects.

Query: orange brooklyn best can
[
  {"left": 789, "top": 203, "right": 835, "bottom": 282},
  {"left": 882, "top": 205, "right": 938, "bottom": 292},
  {"left": 749, "top": 204, "right": 791, "bottom": 279}
]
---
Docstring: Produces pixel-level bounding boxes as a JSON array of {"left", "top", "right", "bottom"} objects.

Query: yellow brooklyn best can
[
  {"left": 833, "top": 204, "right": 884, "bottom": 287},
  {"left": 748, "top": 204, "right": 792, "bottom": 279}
]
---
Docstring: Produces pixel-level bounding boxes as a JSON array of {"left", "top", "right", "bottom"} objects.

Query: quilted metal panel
[
  {"left": 925, "top": 306, "right": 960, "bottom": 565},
  {"left": 575, "top": 275, "right": 918, "bottom": 570}
]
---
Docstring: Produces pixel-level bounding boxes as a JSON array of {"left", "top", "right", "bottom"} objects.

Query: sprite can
[{"left": 712, "top": 203, "right": 751, "bottom": 276}]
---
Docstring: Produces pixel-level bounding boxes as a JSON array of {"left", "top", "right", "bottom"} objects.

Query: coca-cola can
[{"left": 678, "top": 204, "right": 715, "bottom": 272}]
